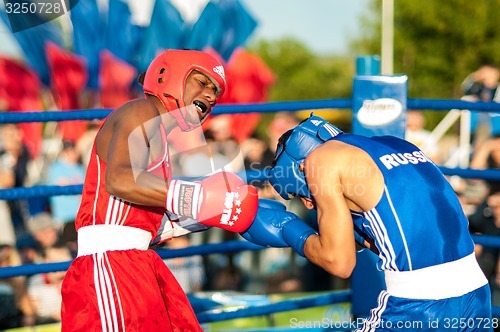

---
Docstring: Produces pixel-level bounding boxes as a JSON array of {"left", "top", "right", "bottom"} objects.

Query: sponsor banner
[{"left": 352, "top": 75, "right": 408, "bottom": 138}]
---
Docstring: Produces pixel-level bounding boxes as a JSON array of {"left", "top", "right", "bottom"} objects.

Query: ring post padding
[
  {"left": 352, "top": 55, "right": 408, "bottom": 139},
  {"left": 351, "top": 250, "right": 385, "bottom": 320},
  {"left": 356, "top": 55, "right": 381, "bottom": 76},
  {"left": 350, "top": 55, "right": 396, "bottom": 319}
]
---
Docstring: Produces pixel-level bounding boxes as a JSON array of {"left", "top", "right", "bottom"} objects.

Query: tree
[
  {"left": 250, "top": 38, "right": 353, "bottom": 101},
  {"left": 248, "top": 38, "right": 354, "bottom": 136},
  {"left": 352, "top": 0, "right": 500, "bottom": 99}
]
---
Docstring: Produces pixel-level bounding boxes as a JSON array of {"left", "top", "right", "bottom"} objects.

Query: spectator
[
  {"left": 462, "top": 64, "right": 500, "bottom": 103},
  {"left": 27, "top": 245, "right": 72, "bottom": 324},
  {"left": 204, "top": 114, "right": 241, "bottom": 170},
  {"left": 76, "top": 120, "right": 101, "bottom": 168},
  {"left": 45, "top": 140, "right": 86, "bottom": 253},
  {"left": 241, "top": 134, "right": 275, "bottom": 191},
  {"left": 469, "top": 190, "right": 500, "bottom": 281},
  {"left": 487, "top": 192, "right": 500, "bottom": 307},
  {"left": 259, "top": 112, "right": 301, "bottom": 200},
  {"left": 26, "top": 212, "right": 63, "bottom": 256},
  {"left": 15, "top": 232, "right": 40, "bottom": 266},
  {"left": 469, "top": 190, "right": 500, "bottom": 306},
  {"left": 209, "top": 251, "right": 245, "bottom": 292},
  {"left": 267, "top": 112, "right": 301, "bottom": 154},
  {"left": 0, "top": 244, "right": 35, "bottom": 329},
  {"left": 469, "top": 135, "right": 500, "bottom": 204},
  {"left": 0, "top": 124, "right": 31, "bottom": 234},
  {"left": 470, "top": 135, "right": 500, "bottom": 170},
  {"left": 261, "top": 247, "right": 303, "bottom": 294},
  {"left": 462, "top": 63, "right": 500, "bottom": 140},
  {"left": 162, "top": 236, "right": 205, "bottom": 293},
  {"left": 405, "top": 110, "right": 439, "bottom": 163},
  {"left": 0, "top": 138, "right": 16, "bottom": 247},
  {"left": 169, "top": 115, "right": 240, "bottom": 179}
]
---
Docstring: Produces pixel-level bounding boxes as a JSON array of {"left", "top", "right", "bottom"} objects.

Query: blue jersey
[
  {"left": 359, "top": 285, "right": 492, "bottom": 331},
  {"left": 332, "top": 134, "right": 474, "bottom": 272}
]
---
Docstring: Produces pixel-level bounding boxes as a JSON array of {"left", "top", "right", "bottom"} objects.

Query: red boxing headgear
[{"left": 142, "top": 49, "right": 226, "bottom": 131}]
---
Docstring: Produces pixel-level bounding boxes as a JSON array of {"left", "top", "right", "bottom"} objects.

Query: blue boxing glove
[{"left": 240, "top": 199, "right": 318, "bottom": 257}]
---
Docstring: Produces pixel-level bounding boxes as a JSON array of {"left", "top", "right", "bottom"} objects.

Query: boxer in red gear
[{"left": 61, "top": 49, "right": 257, "bottom": 331}]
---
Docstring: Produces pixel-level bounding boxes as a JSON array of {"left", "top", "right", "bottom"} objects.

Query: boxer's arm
[
  {"left": 101, "top": 99, "right": 168, "bottom": 206},
  {"left": 301, "top": 149, "right": 357, "bottom": 279}
]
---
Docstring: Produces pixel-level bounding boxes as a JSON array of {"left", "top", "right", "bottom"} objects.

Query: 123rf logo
[{"left": 3, "top": 0, "right": 79, "bottom": 32}]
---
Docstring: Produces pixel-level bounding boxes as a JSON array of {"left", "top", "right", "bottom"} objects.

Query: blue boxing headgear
[{"left": 269, "top": 113, "right": 343, "bottom": 200}]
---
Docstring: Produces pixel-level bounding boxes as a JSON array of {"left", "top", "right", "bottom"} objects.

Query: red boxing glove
[{"left": 166, "top": 172, "right": 258, "bottom": 232}]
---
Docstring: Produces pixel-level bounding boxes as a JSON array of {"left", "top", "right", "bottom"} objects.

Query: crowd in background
[{"left": 0, "top": 64, "right": 499, "bottom": 329}]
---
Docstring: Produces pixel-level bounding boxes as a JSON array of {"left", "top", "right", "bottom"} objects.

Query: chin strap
[{"left": 160, "top": 96, "right": 192, "bottom": 132}]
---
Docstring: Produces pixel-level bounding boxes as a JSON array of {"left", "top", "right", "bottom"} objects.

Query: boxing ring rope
[
  {"left": 1, "top": 97, "right": 500, "bottom": 327},
  {"left": 0, "top": 241, "right": 264, "bottom": 279},
  {"left": 196, "top": 291, "right": 352, "bottom": 324},
  {"left": 2, "top": 166, "right": 500, "bottom": 201},
  {"left": 0, "top": 97, "right": 499, "bottom": 123}
]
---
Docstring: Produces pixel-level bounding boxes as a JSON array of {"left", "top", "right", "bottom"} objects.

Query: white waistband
[
  {"left": 77, "top": 225, "right": 152, "bottom": 257},
  {"left": 384, "top": 253, "right": 487, "bottom": 300}
]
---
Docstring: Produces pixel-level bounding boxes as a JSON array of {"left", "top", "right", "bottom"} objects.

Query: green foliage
[
  {"left": 353, "top": 0, "right": 500, "bottom": 99},
  {"left": 350, "top": 0, "right": 500, "bottom": 129},
  {"left": 247, "top": 38, "right": 355, "bottom": 137},
  {"left": 247, "top": 1, "right": 500, "bottom": 133},
  {"left": 248, "top": 38, "right": 354, "bottom": 101}
]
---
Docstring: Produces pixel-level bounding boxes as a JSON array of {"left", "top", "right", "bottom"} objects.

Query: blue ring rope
[
  {"left": 0, "top": 109, "right": 111, "bottom": 123},
  {"left": 1, "top": 166, "right": 499, "bottom": 200},
  {"left": 196, "top": 290, "right": 352, "bottom": 323},
  {"left": 0, "top": 240, "right": 265, "bottom": 278},
  {"left": 0, "top": 98, "right": 499, "bottom": 124},
  {"left": 2, "top": 235, "right": 500, "bottom": 278}
]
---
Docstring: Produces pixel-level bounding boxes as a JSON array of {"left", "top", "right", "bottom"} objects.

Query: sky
[
  {"left": 241, "top": 0, "right": 372, "bottom": 55},
  {"left": 0, "top": 0, "right": 373, "bottom": 58},
  {"left": 129, "top": 0, "right": 373, "bottom": 55}
]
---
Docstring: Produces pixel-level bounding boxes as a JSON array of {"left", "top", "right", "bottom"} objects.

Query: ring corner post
[
  {"left": 352, "top": 55, "right": 408, "bottom": 139},
  {"left": 350, "top": 55, "right": 409, "bottom": 321}
]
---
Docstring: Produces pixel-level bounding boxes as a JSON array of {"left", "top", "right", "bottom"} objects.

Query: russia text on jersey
[{"left": 379, "top": 151, "right": 432, "bottom": 170}]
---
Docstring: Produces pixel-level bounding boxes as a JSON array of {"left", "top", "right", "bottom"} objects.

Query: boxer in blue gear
[{"left": 255, "top": 113, "right": 492, "bottom": 331}]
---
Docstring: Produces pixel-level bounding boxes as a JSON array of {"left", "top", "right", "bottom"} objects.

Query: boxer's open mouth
[{"left": 193, "top": 100, "right": 208, "bottom": 114}]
